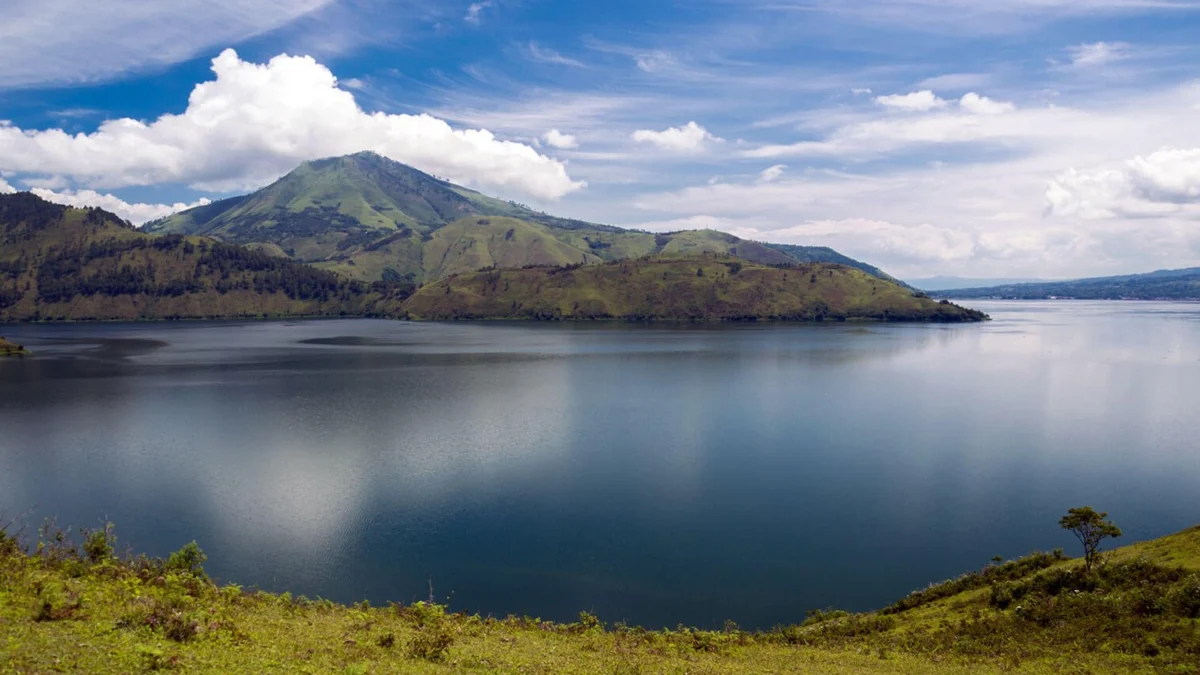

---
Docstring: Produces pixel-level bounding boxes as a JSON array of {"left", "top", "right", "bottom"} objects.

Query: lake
[{"left": 2, "top": 301, "right": 1198, "bottom": 629}]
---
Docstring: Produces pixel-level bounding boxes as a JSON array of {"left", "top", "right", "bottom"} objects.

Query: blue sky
[{"left": 2, "top": 0, "right": 1200, "bottom": 278}]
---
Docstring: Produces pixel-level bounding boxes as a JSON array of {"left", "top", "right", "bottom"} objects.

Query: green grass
[{"left": 2, "top": 523, "right": 1197, "bottom": 673}]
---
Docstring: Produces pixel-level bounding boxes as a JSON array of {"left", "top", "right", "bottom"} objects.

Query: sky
[{"left": 2, "top": 0, "right": 1200, "bottom": 279}]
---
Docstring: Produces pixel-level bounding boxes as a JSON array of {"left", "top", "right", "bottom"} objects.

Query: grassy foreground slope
[
  {"left": 1, "top": 524, "right": 1196, "bottom": 674},
  {"left": 402, "top": 256, "right": 986, "bottom": 322}
]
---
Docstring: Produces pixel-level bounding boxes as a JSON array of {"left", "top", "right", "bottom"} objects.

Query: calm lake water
[{"left": 2, "top": 302, "right": 1198, "bottom": 629}]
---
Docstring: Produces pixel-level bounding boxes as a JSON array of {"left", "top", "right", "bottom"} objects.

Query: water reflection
[{"left": 2, "top": 303, "right": 1199, "bottom": 628}]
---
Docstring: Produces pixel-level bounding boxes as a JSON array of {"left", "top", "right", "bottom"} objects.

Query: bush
[
  {"left": 1169, "top": 574, "right": 1200, "bottom": 618},
  {"left": 406, "top": 627, "right": 454, "bottom": 662},
  {"left": 118, "top": 596, "right": 201, "bottom": 642},
  {"left": 83, "top": 522, "right": 116, "bottom": 563},
  {"left": 167, "top": 541, "right": 207, "bottom": 577}
]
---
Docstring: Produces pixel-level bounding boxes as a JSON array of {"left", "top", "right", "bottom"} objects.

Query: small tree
[{"left": 1059, "top": 507, "right": 1122, "bottom": 572}]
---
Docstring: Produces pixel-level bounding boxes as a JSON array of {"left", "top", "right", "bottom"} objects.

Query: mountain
[
  {"left": 400, "top": 255, "right": 987, "bottom": 322},
  {"left": 145, "top": 152, "right": 890, "bottom": 284},
  {"left": 935, "top": 267, "right": 1200, "bottom": 300},
  {"left": 909, "top": 276, "right": 1051, "bottom": 292},
  {"left": 4, "top": 192, "right": 981, "bottom": 323},
  {"left": 765, "top": 243, "right": 908, "bottom": 285},
  {"left": 0, "top": 193, "right": 403, "bottom": 321}
]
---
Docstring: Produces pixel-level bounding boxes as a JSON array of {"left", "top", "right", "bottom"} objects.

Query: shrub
[
  {"left": 83, "top": 522, "right": 116, "bottom": 563},
  {"left": 118, "top": 596, "right": 201, "bottom": 642},
  {"left": 167, "top": 541, "right": 207, "bottom": 577},
  {"left": 32, "top": 581, "right": 83, "bottom": 621},
  {"left": 406, "top": 627, "right": 454, "bottom": 662},
  {"left": 1168, "top": 574, "right": 1200, "bottom": 618}
]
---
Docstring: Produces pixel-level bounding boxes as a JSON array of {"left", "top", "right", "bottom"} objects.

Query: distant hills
[
  {"left": 0, "top": 192, "right": 983, "bottom": 323},
  {"left": 909, "top": 276, "right": 1050, "bottom": 292},
  {"left": 935, "top": 267, "right": 1200, "bottom": 300},
  {"left": 145, "top": 152, "right": 894, "bottom": 284}
]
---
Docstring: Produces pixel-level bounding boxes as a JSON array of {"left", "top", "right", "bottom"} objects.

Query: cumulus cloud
[
  {"left": 631, "top": 121, "right": 721, "bottom": 152},
  {"left": 959, "top": 93, "right": 1016, "bottom": 115},
  {"left": 0, "top": 50, "right": 584, "bottom": 200},
  {"left": 1047, "top": 148, "right": 1200, "bottom": 218},
  {"left": 30, "top": 188, "right": 212, "bottom": 225},
  {"left": 543, "top": 129, "right": 579, "bottom": 149},
  {"left": 0, "top": 177, "right": 14, "bottom": 194},
  {"left": 875, "top": 90, "right": 948, "bottom": 112},
  {"left": 759, "top": 164, "right": 787, "bottom": 182},
  {"left": 1066, "top": 41, "right": 1130, "bottom": 68}
]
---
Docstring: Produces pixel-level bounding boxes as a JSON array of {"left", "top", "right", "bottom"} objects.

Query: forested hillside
[{"left": 0, "top": 193, "right": 408, "bottom": 321}]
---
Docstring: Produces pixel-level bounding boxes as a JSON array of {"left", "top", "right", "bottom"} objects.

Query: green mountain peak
[{"left": 145, "top": 153, "right": 901, "bottom": 286}]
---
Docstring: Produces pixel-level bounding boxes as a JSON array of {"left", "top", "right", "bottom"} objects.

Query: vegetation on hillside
[
  {"left": 401, "top": 255, "right": 987, "bottom": 322},
  {"left": 764, "top": 243, "right": 909, "bottom": 286},
  {"left": 0, "top": 193, "right": 412, "bottom": 321},
  {"left": 144, "top": 152, "right": 901, "bottom": 285},
  {"left": 1, "top": 511, "right": 1197, "bottom": 674},
  {"left": 2, "top": 193, "right": 983, "bottom": 323},
  {"left": 936, "top": 267, "right": 1200, "bottom": 300}
]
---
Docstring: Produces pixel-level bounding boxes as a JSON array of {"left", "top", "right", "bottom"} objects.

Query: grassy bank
[
  {"left": 0, "top": 337, "right": 29, "bottom": 356},
  {"left": 1, "top": 523, "right": 1197, "bottom": 674}
]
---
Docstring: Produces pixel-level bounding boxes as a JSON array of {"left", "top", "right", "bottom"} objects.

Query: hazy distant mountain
[
  {"left": 910, "top": 276, "right": 1050, "bottom": 291},
  {"left": 145, "top": 152, "right": 898, "bottom": 284},
  {"left": 935, "top": 268, "right": 1200, "bottom": 300}
]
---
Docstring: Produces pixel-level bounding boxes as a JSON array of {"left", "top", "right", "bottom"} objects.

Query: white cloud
[
  {"left": 30, "top": 188, "right": 212, "bottom": 225},
  {"left": 875, "top": 90, "right": 948, "bottom": 112},
  {"left": 1066, "top": 41, "right": 1131, "bottom": 68},
  {"left": 851, "top": 87, "right": 873, "bottom": 95},
  {"left": 1047, "top": 147, "right": 1200, "bottom": 218},
  {"left": 341, "top": 77, "right": 366, "bottom": 90},
  {"left": 526, "top": 42, "right": 585, "bottom": 67},
  {"left": 543, "top": 129, "right": 579, "bottom": 149},
  {"left": 635, "top": 50, "right": 676, "bottom": 73},
  {"left": 759, "top": 164, "right": 787, "bottom": 182},
  {"left": 0, "top": 178, "right": 14, "bottom": 194},
  {"left": 0, "top": 50, "right": 585, "bottom": 201},
  {"left": 630, "top": 77, "right": 1200, "bottom": 278},
  {"left": 465, "top": 0, "right": 494, "bottom": 24},
  {"left": 631, "top": 121, "right": 721, "bottom": 152},
  {"left": 0, "top": 0, "right": 333, "bottom": 88},
  {"left": 959, "top": 92, "right": 1016, "bottom": 115}
]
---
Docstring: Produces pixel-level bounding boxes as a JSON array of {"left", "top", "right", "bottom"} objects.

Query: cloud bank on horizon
[{"left": 2, "top": 0, "right": 1199, "bottom": 278}]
